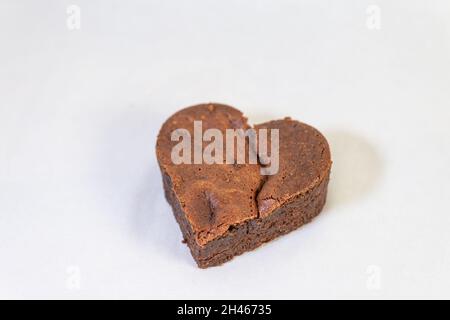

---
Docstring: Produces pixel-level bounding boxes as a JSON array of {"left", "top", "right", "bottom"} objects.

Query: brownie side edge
[{"left": 195, "top": 172, "right": 330, "bottom": 268}]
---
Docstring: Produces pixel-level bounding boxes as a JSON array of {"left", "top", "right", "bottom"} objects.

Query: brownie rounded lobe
[
  {"left": 156, "top": 103, "right": 264, "bottom": 246},
  {"left": 255, "top": 118, "right": 331, "bottom": 217}
]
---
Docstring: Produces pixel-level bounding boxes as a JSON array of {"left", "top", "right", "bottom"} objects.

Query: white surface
[{"left": 1, "top": 0, "right": 450, "bottom": 299}]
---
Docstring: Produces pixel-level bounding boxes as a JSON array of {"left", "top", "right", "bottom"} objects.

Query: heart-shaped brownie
[{"left": 156, "top": 103, "right": 331, "bottom": 268}]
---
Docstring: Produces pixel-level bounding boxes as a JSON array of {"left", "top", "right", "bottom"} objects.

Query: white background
[{"left": 1, "top": 0, "right": 450, "bottom": 299}]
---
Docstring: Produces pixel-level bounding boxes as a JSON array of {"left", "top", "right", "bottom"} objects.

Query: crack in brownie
[{"left": 156, "top": 103, "right": 332, "bottom": 268}]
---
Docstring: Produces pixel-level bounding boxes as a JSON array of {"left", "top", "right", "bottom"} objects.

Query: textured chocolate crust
[{"left": 156, "top": 103, "right": 331, "bottom": 268}]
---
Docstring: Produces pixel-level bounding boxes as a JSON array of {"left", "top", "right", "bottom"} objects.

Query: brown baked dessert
[{"left": 156, "top": 103, "right": 331, "bottom": 268}]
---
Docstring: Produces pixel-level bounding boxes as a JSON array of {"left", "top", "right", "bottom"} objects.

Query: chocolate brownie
[{"left": 156, "top": 103, "right": 331, "bottom": 268}]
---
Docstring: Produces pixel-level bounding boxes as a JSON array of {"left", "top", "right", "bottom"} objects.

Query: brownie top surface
[{"left": 156, "top": 103, "right": 331, "bottom": 246}]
